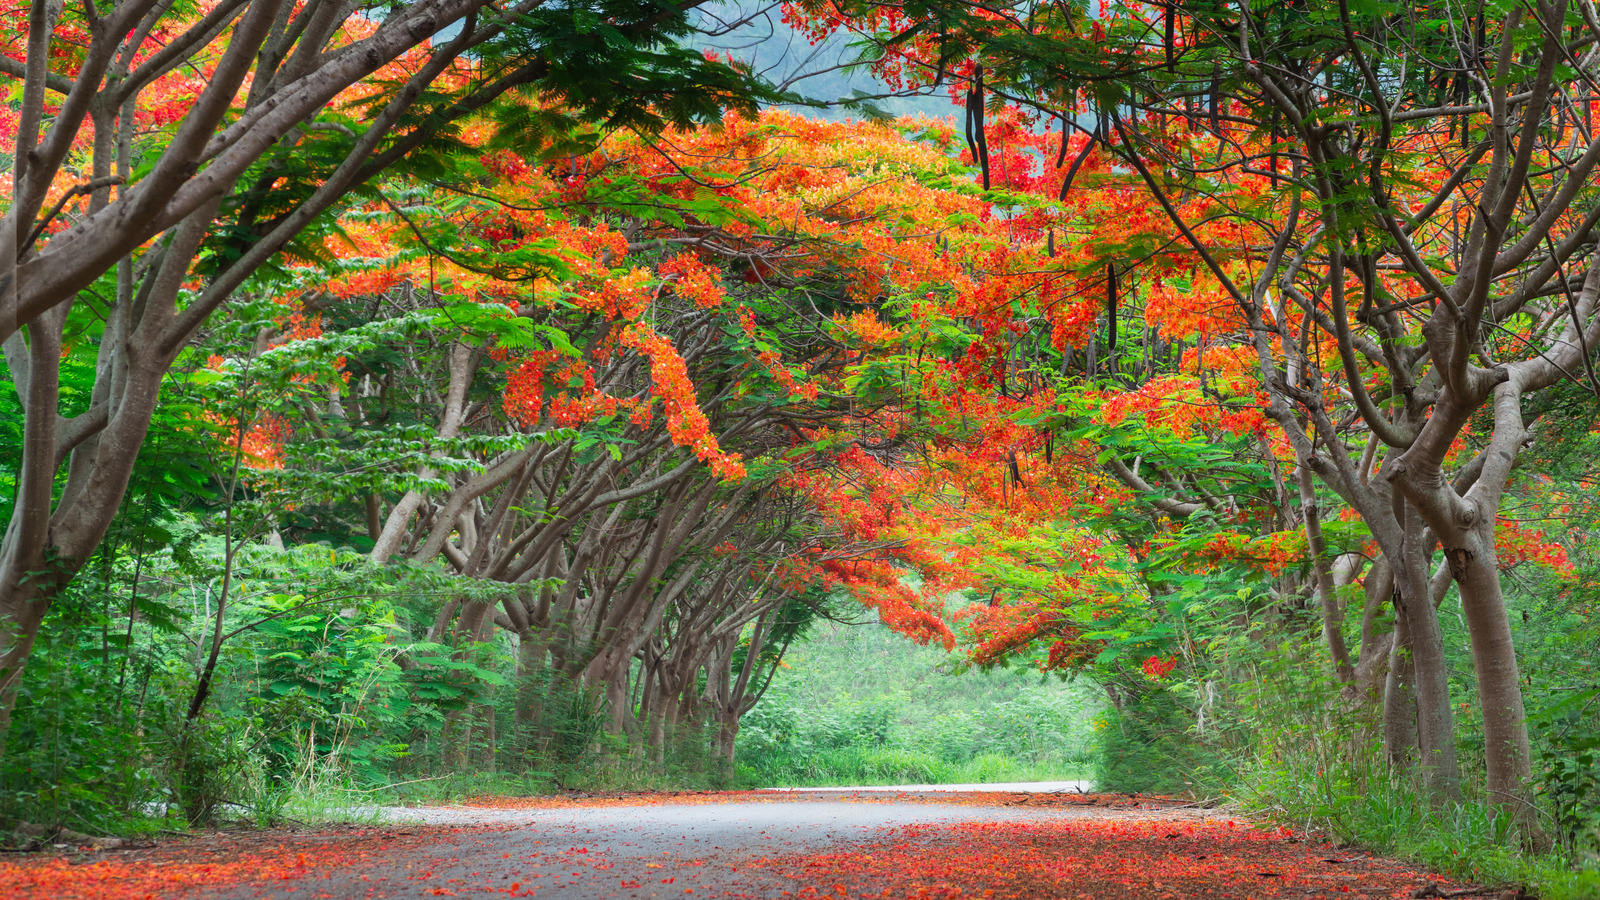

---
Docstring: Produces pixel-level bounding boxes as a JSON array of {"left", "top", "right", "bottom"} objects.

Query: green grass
[
  {"left": 1239, "top": 754, "right": 1599, "bottom": 900},
  {"left": 761, "top": 747, "right": 1087, "bottom": 788}
]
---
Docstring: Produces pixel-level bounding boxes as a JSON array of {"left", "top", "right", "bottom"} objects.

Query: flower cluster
[
  {"left": 1141, "top": 655, "right": 1177, "bottom": 680},
  {"left": 620, "top": 324, "right": 746, "bottom": 481}
]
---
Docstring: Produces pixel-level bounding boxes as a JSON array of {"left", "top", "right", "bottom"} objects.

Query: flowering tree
[
  {"left": 0, "top": 0, "right": 768, "bottom": 751},
  {"left": 776, "top": 0, "right": 1600, "bottom": 828}
]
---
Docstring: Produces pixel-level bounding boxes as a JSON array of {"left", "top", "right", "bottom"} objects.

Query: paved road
[
  {"left": 762, "top": 779, "right": 1093, "bottom": 794},
  {"left": 204, "top": 795, "right": 1174, "bottom": 900}
]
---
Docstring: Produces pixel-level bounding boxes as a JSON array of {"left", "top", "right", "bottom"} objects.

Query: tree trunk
[
  {"left": 650, "top": 689, "right": 679, "bottom": 764},
  {"left": 1383, "top": 598, "right": 1419, "bottom": 770},
  {"left": 1449, "top": 532, "right": 1536, "bottom": 835},
  {"left": 1433, "top": 380, "right": 1539, "bottom": 837},
  {"left": 1298, "top": 466, "right": 1355, "bottom": 684},
  {"left": 1397, "top": 503, "right": 1461, "bottom": 802},
  {"left": 471, "top": 612, "right": 497, "bottom": 770},
  {"left": 1352, "top": 559, "right": 1395, "bottom": 711},
  {"left": 440, "top": 709, "right": 469, "bottom": 771},
  {"left": 515, "top": 630, "right": 548, "bottom": 757},
  {"left": 603, "top": 664, "right": 633, "bottom": 738},
  {"left": 717, "top": 711, "right": 739, "bottom": 767},
  {"left": 0, "top": 578, "right": 57, "bottom": 749}
]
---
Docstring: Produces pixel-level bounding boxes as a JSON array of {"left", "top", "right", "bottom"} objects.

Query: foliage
[
  {"left": 2, "top": 5, "right": 1599, "bottom": 894},
  {"left": 738, "top": 620, "right": 1096, "bottom": 785}
]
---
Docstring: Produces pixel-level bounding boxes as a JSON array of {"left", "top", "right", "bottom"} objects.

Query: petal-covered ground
[
  {"left": 0, "top": 793, "right": 1476, "bottom": 900},
  {"left": 749, "top": 817, "right": 1457, "bottom": 899}
]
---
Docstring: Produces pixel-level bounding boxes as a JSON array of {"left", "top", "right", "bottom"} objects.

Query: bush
[{"left": 0, "top": 638, "right": 157, "bottom": 832}]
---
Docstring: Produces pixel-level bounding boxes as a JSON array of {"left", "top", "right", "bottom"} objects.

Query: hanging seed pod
[
  {"left": 1047, "top": 229, "right": 1056, "bottom": 258},
  {"left": 1164, "top": 2, "right": 1176, "bottom": 71},
  {"left": 1106, "top": 262, "right": 1119, "bottom": 351},
  {"left": 964, "top": 86, "right": 981, "bottom": 173},
  {"left": 1209, "top": 60, "right": 1221, "bottom": 133},
  {"left": 1268, "top": 112, "right": 1279, "bottom": 186},
  {"left": 1056, "top": 114, "right": 1071, "bottom": 168},
  {"left": 973, "top": 67, "right": 991, "bottom": 190},
  {"left": 1009, "top": 452, "right": 1024, "bottom": 487}
]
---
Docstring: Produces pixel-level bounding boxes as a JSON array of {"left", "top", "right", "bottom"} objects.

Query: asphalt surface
[
  {"left": 762, "top": 780, "right": 1093, "bottom": 794},
  {"left": 202, "top": 795, "right": 1178, "bottom": 900}
]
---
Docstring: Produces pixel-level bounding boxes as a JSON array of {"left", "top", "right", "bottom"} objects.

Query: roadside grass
[
  {"left": 1239, "top": 755, "right": 1599, "bottom": 900},
  {"left": 750, "top": 747, "right": 1089, "bottom": 788}
]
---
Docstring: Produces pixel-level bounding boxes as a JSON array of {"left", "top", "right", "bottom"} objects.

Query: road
[
  {"left": 206, "top": 794, "right": 1147, "bottom": 899},
  {"left": 2, "top": 791, "right": 1473, "bottom": 899}
]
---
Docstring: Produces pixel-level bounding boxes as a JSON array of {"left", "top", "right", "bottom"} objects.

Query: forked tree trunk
[
  {"left": 1449, "top": 383, "right": 1538, "bottom": 837},
  {"left": 1396, "top": 378, "right": 1544, "bottom": 835},
  {"left": 605, "top": 667, "right": 633, "bottom": 739},
  {"left": 651, "top": 690, "right": 680, "bottom": 764},
  {"left": 0, "top": 304, "right": 171, "bottom": 761}
]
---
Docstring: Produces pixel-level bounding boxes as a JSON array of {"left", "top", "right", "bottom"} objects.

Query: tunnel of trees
[{"left": 0, "top": 0, "right": 1596, "bottom": 878}]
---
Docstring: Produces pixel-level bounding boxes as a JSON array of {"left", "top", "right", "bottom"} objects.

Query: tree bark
[
  {"left": 1298, "top": 465, "right": 1355, "bottom": 684},
  {"left": 1383, "top": 589, "right": 1419, "bottom": 770},
  {"left": 1396, "top": 498, "right": 1461, "bottom": 802}
]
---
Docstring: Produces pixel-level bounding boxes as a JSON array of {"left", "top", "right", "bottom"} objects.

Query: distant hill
[{"left": 689, "top": 1, "right": 958, "bottom": 121}]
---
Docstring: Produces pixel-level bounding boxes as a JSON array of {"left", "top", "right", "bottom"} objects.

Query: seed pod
[
  {"left": 1106, "top": 262, "right": 1119, "bottom": 351},
  {"left": 1209, "top": 60, "right": 1221, "bottom": 133},
  {"left": 1164, "top": 2, "right": 1176, "bottom": 71},
  {"left": 965, "top": 70, "right": 991, "bottom": 190},
  {"left": 974, "top": 67, "right": 991, "bottom": 190},
  {"left": 964, "top": 89, "right": 980, "bottom": 169},
  {"left": 1268, "top": 112, "right": 1279, "bottom": 186}
]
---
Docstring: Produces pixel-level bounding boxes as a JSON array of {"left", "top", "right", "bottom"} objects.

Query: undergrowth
[
  {"left": 1239, "top": 750, "right": 1598, "bottom": 900},
  {"left": 754, "top": 747, "right": 1087, "bottom": 788}
]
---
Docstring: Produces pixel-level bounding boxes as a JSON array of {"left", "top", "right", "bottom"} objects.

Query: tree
[
  {"left": 0, "top": 0, "right": 769, "bottom": 751},
  {"left": 172, "top": 106, "right": 1051, "bottom": 773},
  {"left": 784, "top": 0, "right": 1600, "bottom": 828}
]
